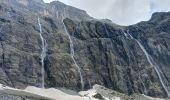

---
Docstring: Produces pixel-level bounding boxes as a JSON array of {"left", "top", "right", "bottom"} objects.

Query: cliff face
[{"left": 0, "top": 0, "right": 170, "bottom": 98}]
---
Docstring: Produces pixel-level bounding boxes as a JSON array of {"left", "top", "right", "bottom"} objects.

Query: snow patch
[
  {"left": 0, "top": 84, "right": 167, "bottom": 100},
  {"left": 79, "top": 88, "right": 121, "bottom": 100},
  {"left": 142, "top": 94, "right": 165, "bottom": 100}
]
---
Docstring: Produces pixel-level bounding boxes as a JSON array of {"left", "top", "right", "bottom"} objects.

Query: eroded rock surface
[{"left": 0, "top": 0, "right": 169, "bottom": 98}]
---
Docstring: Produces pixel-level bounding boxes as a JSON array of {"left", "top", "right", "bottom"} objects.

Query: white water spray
[
  {"left": 62, "top": 21, "right": 84, "bottom": 90},
  {"left": 123, "top": 31, "right": 170, "bottom": 97},
  {"left": 38, "top": 17, "right": 47, "bottom": 88}
]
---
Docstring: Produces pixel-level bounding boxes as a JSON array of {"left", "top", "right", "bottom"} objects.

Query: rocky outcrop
[{"left": 0, "top": 0, "right": 170, "bottom": 98}]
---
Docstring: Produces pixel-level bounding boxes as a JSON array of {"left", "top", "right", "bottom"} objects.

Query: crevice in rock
[
  {"left": 44, "top": 56, "right": 56, "bottom": 88},
  {"left": 43, "top": 17, "right": 58, "bottom": 33},
  {"left": 125, "top": 67, "right": 135, "bottom": 95},
  {"left": 105, "top": 52, "right": 115, "bottom": 90},
  {"left": 0, "top": 42, "right": 14, "bottom": 87}
]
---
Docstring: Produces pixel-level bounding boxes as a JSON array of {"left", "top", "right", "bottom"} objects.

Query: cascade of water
[
  {"left": 139, "top": 75, "right": 147, "bottom": 95},
  {"left": 122, "top": 29, "right": 134, "bottom": 39},
  {"left": 127, "top": 31, "right": 133, "bottom": 39},
  {"left": 38, "top": 17, "right": 47, "bottom": 88},
  {"left": 123, "top": 31, "right": 170, "bottom": 97},
  {"left": 136, "top": 40, "right": 170, "bottom": 97},
  {"left": 62, "top": 21, "right": 84, "bottom": 90},
  {"left": 122, "top": 29, "right": 128, "bottom": 38},
  {"left": 88, "top": 80, "right": 92, "bottom": 89}
]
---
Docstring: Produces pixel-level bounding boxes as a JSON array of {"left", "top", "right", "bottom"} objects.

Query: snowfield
[
  {"left": 0, "top": 84, "right": 122, "bottom": 100},
  {"left": 0, "top": 84, "right": 167, "bottom": 100}
]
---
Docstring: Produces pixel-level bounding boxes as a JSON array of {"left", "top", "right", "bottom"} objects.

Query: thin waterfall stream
[
  {"left": 62, "top": 21, "right": 84, "bottom": 90},
  {"left": 136, "top": 39, "right": 170, "bottom": 97},
  {"left": 123, "top": 31, "right": 170, "bottom": 97},
  {"left": 139, "top": 75, "right": 147, "bottom": 94},
  {"left": 38, "top": 17, "right": 47, "bottom": 88}
]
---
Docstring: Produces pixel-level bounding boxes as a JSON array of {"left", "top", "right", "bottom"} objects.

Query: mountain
[{"left": 0, "top": 0, "right": 170, "bottom": 99}]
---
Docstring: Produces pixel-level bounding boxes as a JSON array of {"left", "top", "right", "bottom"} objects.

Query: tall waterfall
[
  {"left": 136, "top": 40, "right": 170, "bottom": 97},
  {"left": 123, "top": 31, "right": 170, "bottom": 97},
  {"left": 38, "top": 17, "right": 47, "bottom": 88},
  {"left": 62, "top": 21, "right": 84, "bottom": 90}
]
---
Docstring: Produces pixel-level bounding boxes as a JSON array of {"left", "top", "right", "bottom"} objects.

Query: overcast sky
[{"left": 43, "top": 0, "right": 170, "bottom": 25}]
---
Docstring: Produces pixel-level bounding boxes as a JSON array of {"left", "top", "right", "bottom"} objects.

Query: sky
[{"left": 43, "top": 0, "right": 170, "bottom": 26}]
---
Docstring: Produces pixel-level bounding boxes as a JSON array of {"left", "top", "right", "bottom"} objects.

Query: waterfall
[
  {"left": 139, "top": 75, "right": 147, "bottom": 95},
  {"left": 122, "top": 29, "right": 128, "bottom": 38},
  {"left": 123, "top": 31, "right": 170, "bottom": 97},
  {"left": 38, "top": 17, "right": 47, "bottom": 88},
  {"left": 122, "top": 30, "right": 133, "bottom": 39},
  {"left": 136, "top": 39, "right": 170, "bottom": 97},
  {"left": 62, "top": 21, "right": 84, "bottom": 90}
]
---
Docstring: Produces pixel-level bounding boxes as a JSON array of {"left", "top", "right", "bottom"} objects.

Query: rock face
[{"left": 0, "top": 0, "right": 170, "bottom": 98}]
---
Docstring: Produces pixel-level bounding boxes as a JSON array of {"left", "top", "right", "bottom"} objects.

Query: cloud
[{"left": 43, "top": 0, "right": 170, "bottom": 25}]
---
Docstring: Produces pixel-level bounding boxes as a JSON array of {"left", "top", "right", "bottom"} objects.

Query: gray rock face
[
  {"left": 62, "top": 17, "right": 170, "bottom": 97},
  {"left": 0, "top": 0, "right": 170, "bottom": 98}
]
